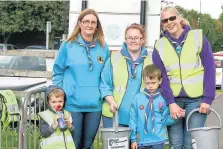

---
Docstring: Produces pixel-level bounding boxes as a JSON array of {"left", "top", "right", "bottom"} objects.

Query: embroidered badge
[
  {"left": 97, "top": 56, "right": 104, "bottom": 64},
  {"left": 139, "top": 105, "right": 144, "bottom": 110},
  {"left": 158, "top": 102, "right": 164, "bottom": 113}
]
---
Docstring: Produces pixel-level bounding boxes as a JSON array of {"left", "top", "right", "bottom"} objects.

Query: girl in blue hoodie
[{"left": 52, "top": 9, "right": 110, "bottom": 149}]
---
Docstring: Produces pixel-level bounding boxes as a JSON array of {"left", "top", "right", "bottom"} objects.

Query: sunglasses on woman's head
[{"left": 161, "top": 16, "right": 177, "bottom": 24}]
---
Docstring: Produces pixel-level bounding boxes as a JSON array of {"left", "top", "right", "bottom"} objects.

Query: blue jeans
[
  {"left": 102, "top": 115, "right": 128, "bottom": 128},
  {"left": 167, "top": 97, "right": 207, "bottom": 149},
  {"left": 71, "top": 111, "right": 101, "bottom": 149},
  {"left": 138, "top": 143, "right": 164, "bottom": 149}
]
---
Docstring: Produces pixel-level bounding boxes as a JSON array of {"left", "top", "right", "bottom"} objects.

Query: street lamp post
[
  {"left": 221, "top": 4, "right": 223, "bottom": 50},
  {"left": 221, "top": 4, "right": 223, "bottom": 90}
]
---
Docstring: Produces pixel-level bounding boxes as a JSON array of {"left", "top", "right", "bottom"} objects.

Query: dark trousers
[
  {"left": 138, "top": 143, "right": 164, "bottom": 149},
  {"left": 71, "top": 111, "right": 101, "bottom": 149}
]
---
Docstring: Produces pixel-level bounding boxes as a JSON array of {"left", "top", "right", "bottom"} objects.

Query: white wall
[{"left": 69, "top": 0, "right": 161, "bottom": 50}]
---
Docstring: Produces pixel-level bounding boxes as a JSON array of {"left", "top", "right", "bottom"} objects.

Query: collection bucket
[
  {"left": 186, "top": 108, "right": 221, "bottom": 149},
  {"left": 100, "top": 111, "right": 131, "bottom": 149}
]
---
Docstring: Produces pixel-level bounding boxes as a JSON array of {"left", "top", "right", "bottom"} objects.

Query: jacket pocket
[{"left": 73, "top": 86, "right": 101, "bottom": 108}]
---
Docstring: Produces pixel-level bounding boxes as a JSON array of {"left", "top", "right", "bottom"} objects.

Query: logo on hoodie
[{"left": 97, "top": 56, "right": 104, "bottom": 64}]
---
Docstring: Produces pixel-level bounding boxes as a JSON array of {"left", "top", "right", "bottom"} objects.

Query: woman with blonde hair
[
  {"left": 52, "top": 9, "right": 110, "bottom": 149},
  {"left": 153, "top": 6, "right": 215, "bottom": 149}
]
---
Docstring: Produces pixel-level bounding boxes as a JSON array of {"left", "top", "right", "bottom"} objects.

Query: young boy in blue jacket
[{"left": 129, "top": 64, "right": 185, "bottom": 149}]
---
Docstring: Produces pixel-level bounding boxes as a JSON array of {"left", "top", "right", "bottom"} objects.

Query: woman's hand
[
  {"left": 105, "top": 96, "right": 118, "bottom": 113},
  {"left": 199, "top": 103, "right": 210, "bottom": 114},
  {"left": 169, "top": 103, "right": 184, "bottom": 119}
]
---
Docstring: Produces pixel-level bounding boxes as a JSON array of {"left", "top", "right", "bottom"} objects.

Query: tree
[
  {"left": 0, "top": 1, "right": 69, "bottom": 43},
  {"left": 176, "top": 6, "right": 220, "bottom": 52}
]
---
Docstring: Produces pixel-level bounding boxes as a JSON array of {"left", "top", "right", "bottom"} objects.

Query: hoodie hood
[
  {"left": 46, "top": 85, "right": 66, "bottom": 112},
  {"left": 163, "top": 25, "right": 191, "bottom": 41}
]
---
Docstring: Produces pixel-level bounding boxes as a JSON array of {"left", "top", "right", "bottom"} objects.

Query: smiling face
[
  {"left": 125, "top": 28, "right": 144, "bottom": 53},
  {"left": 161, "top": 8, "right": 183, "bottom": 38},
  {"left": 79, "top": 14, "right": 97, "bottom": 38}
]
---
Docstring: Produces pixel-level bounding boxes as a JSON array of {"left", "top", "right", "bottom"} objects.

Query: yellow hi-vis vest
[
  {"left": 0, "top": 90, "right": 20, "bottom": 130},
  {"left": 155, "top": 29, "right": 204, "bottom": 97},
  {"left": 38, "top": 109, "right": 75, "bottom": 149},
  {"left": 102, "top": 51, "right": 152, "bottom": 118}
]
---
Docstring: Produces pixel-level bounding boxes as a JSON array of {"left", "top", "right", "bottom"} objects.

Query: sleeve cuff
[
  {"left": 131, "top": 139, "right": 136, "bottom": 143},
  {"left": 166, "top": 98, "right": 175, "bottom": 105},
  {"left": 202, "top": 97, "right": 214, "bottom": 105},
  {"left": 101, "top": 92, "right": 113, "bottom": 101}
]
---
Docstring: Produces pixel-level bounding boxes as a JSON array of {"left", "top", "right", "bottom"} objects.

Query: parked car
[
  {"left": 0, "top": 43, "right": 18, "bottom": 50},
  {"left": 0, "top": 55, "right": 53, "bottom": 91},
  {"left": 215, "top": 59, "right": 222, "bottom": 88},
  {"left": 25, "top": 45, "right": 46, "bottom": 50}
]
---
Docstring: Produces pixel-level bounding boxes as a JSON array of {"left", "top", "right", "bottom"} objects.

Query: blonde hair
[
  {"left": 67, "top": 9, "right": 105, "bottom": 47},
  {"left": 125, "top": 23, "right": 146, "bottom": 46},
  {"left": 48, "top": 89, "right": 65, "bottom": 100},
  {"left": 161, "top": 6, "right": 190, "bottom": 27}
]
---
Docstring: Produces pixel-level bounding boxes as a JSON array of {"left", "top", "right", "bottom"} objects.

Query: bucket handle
[
  {"left": 113, "top": 111, "right": 119, "bottom": 132},
  {"left": 186, "top": 108, "right": 221, "bottom": 132}
]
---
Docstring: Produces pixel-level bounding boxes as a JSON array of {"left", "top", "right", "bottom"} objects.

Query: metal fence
[{"left": 1, "top": 87, "right": 102, "bottom": 149}]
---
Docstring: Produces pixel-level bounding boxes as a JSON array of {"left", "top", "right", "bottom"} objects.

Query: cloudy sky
[{"left": 169, "top": 0, "right": 223, "bottom": 19}]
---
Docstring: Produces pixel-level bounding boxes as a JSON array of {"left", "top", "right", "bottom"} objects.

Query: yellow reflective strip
[
  {"left": 7, "top": 104, "right": 19, "bottom": 113},
  {"left": 183, "top": 74, "right": 204, "bottom": 84},
  {"left": 158, "top": 38, "right": 164, "bottom": 60},
  {"left": 112, "top": 52, "right": 121, "bottom": 73},
  {"left": 114, "top": 86, "right": 125, "bottom": 93},
  {"left": 169, "top": 76, "right": 181, "bottom": 84},
  {"left": 41, "top": 133, "right": 73, "bottom": 147},
  {"left": 194, "top": 30, "right": 200, "bottom": 54}
]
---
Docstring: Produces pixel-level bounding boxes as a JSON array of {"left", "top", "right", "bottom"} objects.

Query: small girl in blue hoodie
[{"left": 129, "top": 64, "right": 185, "bottom": 149}]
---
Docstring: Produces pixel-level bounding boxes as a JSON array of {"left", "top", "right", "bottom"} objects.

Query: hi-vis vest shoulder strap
[
  {"left": 102, "top": 51, "right": 152, "bottom": 118},
  {"left": 155, "top": 29, "right": 204, "bottom": 97},
  {"left": 0, "top": 90, "right": 20, "bottom": 129},
  {"left": 38, "top": 110, "right": 75, "bottom": 149}
]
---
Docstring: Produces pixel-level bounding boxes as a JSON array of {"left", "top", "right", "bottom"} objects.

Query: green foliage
[
  {"left": 0, "top": 1, "right": 69, "bottom": 42},
  {"left": 176, "top": 6, "right": 221, "bottom": 52}
]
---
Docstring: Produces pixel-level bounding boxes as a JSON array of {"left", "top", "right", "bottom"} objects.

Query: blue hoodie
[
  {"left": 100, "top": 42, "right": 150, "bottom": 125},
  {"left": 129, "top": 89, "right": 175, "bottom": 146},
  {"left": 52, "top": 35, "right": 110, "bottom": 112}
]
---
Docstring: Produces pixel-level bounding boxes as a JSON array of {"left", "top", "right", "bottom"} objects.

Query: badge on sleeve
[{"left": 97, "top": 56, "right": 104, "bottom": 64}]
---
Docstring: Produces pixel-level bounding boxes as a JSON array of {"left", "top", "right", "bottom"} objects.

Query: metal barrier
[
  {"left": 21, "top": 87, "right": 102, "bottom": 149},
  {"left": 22, "top": 87, "right": 47, "bottom": 149},
  {"left": 0, "top": 87, "right": 103, "bottom": 149}
]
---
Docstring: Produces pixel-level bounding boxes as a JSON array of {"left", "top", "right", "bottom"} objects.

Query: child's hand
[
  {"left": 52, "top": 115, "right": 60, "bottom": 129},
  {"left": 131, "top": 142, "right": 138, "bottom": 149},
  {"left": 64, "top": 116, "right": 72, "bottom": 129},
  {"left": 180, "top": 109, "right": 186, "bottom": 117}
]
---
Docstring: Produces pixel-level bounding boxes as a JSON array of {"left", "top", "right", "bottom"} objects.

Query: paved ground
[{"left": 206, "top": 92, "right": 223, "bottom": 149}]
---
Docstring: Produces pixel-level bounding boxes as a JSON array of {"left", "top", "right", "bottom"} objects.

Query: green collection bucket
[
  {"left": 186, "top": 108, "right": 221, "bottom": 149},
  {"left": 100, "top": 111, "right": 131, "bottom": 149}
]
